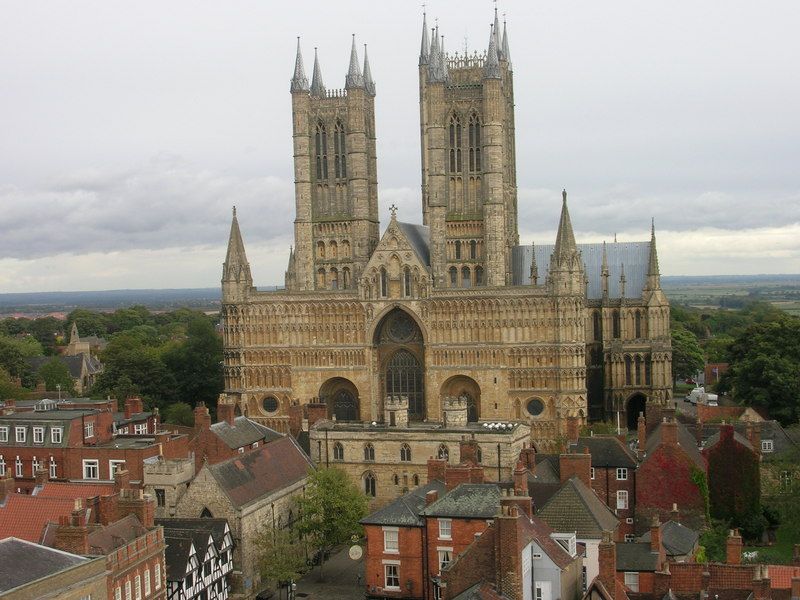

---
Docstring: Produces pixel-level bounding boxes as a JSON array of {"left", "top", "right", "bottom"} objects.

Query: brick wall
[
  {"left": 426, "top": 517, "right": 491, "bottom": 600},
  {"left": 591, "top": 466, "right": 636, "bottom": 537},
  {"left": 363, "top": 524, "right": 424, "bottom": 598}
]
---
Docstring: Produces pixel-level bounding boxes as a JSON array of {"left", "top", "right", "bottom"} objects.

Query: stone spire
[
  {"left": 310, "top": 48, "right": 326, "bottom": 97},
  {"left": 601, "top": 240, "right": 610, "bottom": 298},
  {"left": 619, "top": 263, "right": 627, "bottom": 298},
  {"left": 345, "top": 35, "right": 364, "bottom": 89},
  {"left": 428, "top": 26, "right": 446, "bottom": 82},
  {"left": 502, "top": 18, "right": 511, "bottom": 62},
  {"left": 439, "top": 34, "right": 449, "bottom": 81},
  {"left": 419, "top": 11, "right": 430, "bottom": 65},
  {"left": 223, "top": 206, "right": 252, "bottom": 285},
  {"left": 70, "top": 322, "right": 80, "bottom": 345},
  {"left": 363, "top": 44, "right": 376, "bottom": 96},
  {"left": 290, "top": 37, "right": 309, "bottom": 93},
  {"left": 553, "top": 189, "right": 578, "bottom": 260},
  {"left": 285, "top": 245, "right": 296, "bottom": 289},
  {"left": 484, "top": 24, "right": 501, "bottom": 79},
  {"left": 530, "top": 241, "right": 539, "bottom": 285},
  {"left": 493, "top": 7, "right": 502, "bottom": 56},
  {"left": 646, "top": 218, "right": 662, "bottom": 290}
]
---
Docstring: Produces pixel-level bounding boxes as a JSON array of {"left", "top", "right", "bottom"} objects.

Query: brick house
[
  {"left": 174, "top": 434, "right": 313, "bottom": 598},
  {"left": 635, "top": 417, "right": 707, "bottom": 532},
  {"left": 190, "top": 402, "right": 283, "bottom": 471},
  {"left": 0, "top": 403, "right": 189, "bottom": 493},
  {"left": 702, "top": 423, "right": 760, "bottom": 524},
  {"left": 572, "top": 436, "right": 638, "bottom": 540},
  {"left": 636, "top": 519, "right": 698, "bottom": 563},
  {"left": 535, "top": 452, "right": 620, "bottom": 587}
]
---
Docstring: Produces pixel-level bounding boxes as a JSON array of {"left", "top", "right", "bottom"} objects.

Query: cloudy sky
[{"left": 1, "top": 0, "right": 798, "bottom": 292}]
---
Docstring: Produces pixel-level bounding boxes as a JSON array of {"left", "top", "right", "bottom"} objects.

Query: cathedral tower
[
  {"left": 419, "top": 11, "right": 519, "bottom": 288},
  {"left": 287, "top": 37, "right": 379, "bottom": 291}
]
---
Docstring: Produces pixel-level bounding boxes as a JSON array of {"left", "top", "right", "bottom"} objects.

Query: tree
[
  {"left": 162, "top": 401, "right": 194, "bottom": 426},
  {"left": 36, "top": 358, "right": 76, "bottom": 396},
  {"left": 719, "top": 316, "right": 800, "bottom": 425},
  {"left": 671, "top": 325, "right": 705, "bottom": 381},
  {"left": 65, "top": 309, "right": 109, "bottom": 338},
  {"left": 255, "top": 526, "right": 308, "bottom": 593},
  {"left": 162, "top": 315, "right": 223, "bottom": 406},
  {"left": 295, "top": 467, "right": 368, "bottom": 581},
  {"left": 0, "top": 368, "right": 26, "bottom": 400}
]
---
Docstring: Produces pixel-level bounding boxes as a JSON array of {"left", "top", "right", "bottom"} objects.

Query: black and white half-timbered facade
[{"left": 157, "top": 518, "right": 234, "bottom": 600}]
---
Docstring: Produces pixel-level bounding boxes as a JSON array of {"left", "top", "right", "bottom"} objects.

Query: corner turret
[{"left": 222, "top": 206, "right": 253, "bottom": 303}]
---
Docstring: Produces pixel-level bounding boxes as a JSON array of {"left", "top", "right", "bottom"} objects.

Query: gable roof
[
  {"left": 526, "top": 515, "right": 578, "bottom": 570},
  {"left": 156, "top": 517, "right": 230, "bottom": 551},
  {"left": 162, "top": 535, "right": 195, "bottom": 581},
  {"left": 209, "top": 416, "right": 282, "bottom": 450},
  {"left": 207, "top": 435, "right": 313, "bottom": 508},
  {"left": 645, "top": 421, "right": 705, "bottom": 470},
  {"left": 573, "top": 436, "right": 638, "bottom": 468},
  {"left": 639, "top": 520, "right": 698, "bottom": 557},
  {"left": 0, "top": 494, "right": 76, "bottom": 543},
  {"left": 537, "top": 476, "right": 619, "bottom": 539},
  {"left": 361, "top": 480, "right": 447, "bottom": 527},
  {"left": 87, "top": 513, "right": 148, "bottom": 554},
  {"left": 396, "top": 221, "right": 431, "bottom": 266},
  {"left": 705, "top": 429, "right": 753, "bottom": 452},
  {"left": 616, "top": 542, "right": 660, "bottom": 572},
  {"left": 420, "top": 483, "right": 501, "bottom": 519},
  {"left": 0, "top": 537, "right": 88, "bottom": 593}
]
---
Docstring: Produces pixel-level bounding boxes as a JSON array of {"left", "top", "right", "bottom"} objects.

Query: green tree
[
  {"left": 0, "top": 336, "right": 30, "bottom": 378},
  {"left": 162, "top": 401, "right": 194, "bottom": 426},
  {"left": 719, "top": 316, "right": 800, "bottom": 425},
  {"left": 703, "top": 335, "right": 735, "bottom": 363},
  {"left": 65, "top": 309, "right": 109, "bottom": 338},
  {"left": 162, "top": 316, "right": 223, "bottom": 406},
  {"left": 295, "top": 467, "right": 368, "bottom": 581},
  {"left": 0, "top": 368, "right": 27, "bottom": 400},
  {"left": 255, "top": 526, "right": 308, "bottom": 593},
  {"left": 698, "top": 519, "right": 730, "bottom": 563},
  {"left": 671, "top": 325, "right": 705, "bottom": 381},
  {"left": 36, "top": 358, "right": 76, "bottom": 396}
]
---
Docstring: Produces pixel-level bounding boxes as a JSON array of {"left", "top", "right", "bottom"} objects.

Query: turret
[
  {"left": 547, "top": 190, "right": 585, "bottom": 296},
  {"left": 530, "top": 242, "right": 538, "bottom": 285},
  {"left": 501, "top": 18, "right": 511, "bottom": 62},
  {"left": 290, "top": 37, "right": 309, "bottom": 93},
  {"left": 363, "top": 45, "right": 375, "bottom": 96},
  {"left": 645, "top": 219, "right": 661, "bottom": 291},
  {"left": 222, "top": 207, "right": 253, "bottom": 303},
  {"left": 345, "top": 35, "right": 364, "bottom": 90},
  {"left": 419, "top": 12, "right": 430, "bottom": 66}
]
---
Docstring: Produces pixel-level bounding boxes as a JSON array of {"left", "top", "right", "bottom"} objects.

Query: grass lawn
[{"left": 744, "top": 524, "right": 798, "bottom": 564}]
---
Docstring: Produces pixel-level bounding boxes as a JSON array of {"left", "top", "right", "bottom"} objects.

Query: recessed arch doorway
[
  {"left": 441, "top": 375, "right": 481, "bottom": 422},
  {"left": 374, "top": 308, "right": 426, "bottom": 420}
]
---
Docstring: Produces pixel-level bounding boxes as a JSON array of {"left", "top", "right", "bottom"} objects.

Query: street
[{"left": 294, "top": 545, "right": 364, "bottom": 600}]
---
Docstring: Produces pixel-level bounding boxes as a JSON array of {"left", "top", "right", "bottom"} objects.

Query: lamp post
[{"left": 56, "top": 383, "right": 61, "bottom": 400}]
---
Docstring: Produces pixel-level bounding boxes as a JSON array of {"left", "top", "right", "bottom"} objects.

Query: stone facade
[{"left": 218, "top": 10, "right": 672, "bottom": 451}]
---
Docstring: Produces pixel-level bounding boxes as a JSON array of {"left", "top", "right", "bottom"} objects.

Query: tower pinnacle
[
  {"left": 484, "top": 24, "right": 501, "bottom": 79},
  {"left": 223, "top": 207, "right": 252, "bottom": 286},
  {"left": 553, "top": 189, "right": 577, "bottom": 258},
  {"left": 363, "top": 44, "right": 375, "bottom": 96},
  {"left": 290, "top": 37, "right": 309, "bottom": 93},
  {"left": 345, "top": 35, "right": 365, "bottom": 89},
  {"left": 419, "top": 11, "right": 430, "bottom": 65},
  {"left": 501, "top": 17, "right": 511, "bottom": 62},
  {"left": 310, "top": 48, "right": 326, "bottom": 97},
  {"left": 646, "top": 218, "right": 662, "bottom": 289}
]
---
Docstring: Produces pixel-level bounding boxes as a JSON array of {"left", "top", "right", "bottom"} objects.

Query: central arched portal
[
  {"left": 375, "top": 309, "right": 425, "bottom": 420},
  {"left": 626, "top": 393, "right": 647, "bottom": 430}
]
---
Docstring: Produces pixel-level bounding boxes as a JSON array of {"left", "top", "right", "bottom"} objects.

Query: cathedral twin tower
[
  {"left": 220, "top": 9, "right": 673, "bottom": 447},
  {"left": 285, "top": 11, "right": 517, "bottom": 293}
]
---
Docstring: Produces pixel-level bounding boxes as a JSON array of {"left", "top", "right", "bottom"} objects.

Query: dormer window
[{"left": 550, "top": 532, "right": 577, "bottom": 557}]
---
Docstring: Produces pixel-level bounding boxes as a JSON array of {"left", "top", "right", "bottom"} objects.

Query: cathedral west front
[{"left": 219, "top": 10, "right": 672, "bottom": 450}]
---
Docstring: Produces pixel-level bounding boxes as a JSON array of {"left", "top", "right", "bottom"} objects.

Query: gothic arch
[
  {"left": 440, "top": 375, "right": 482, "bottom": 422},
  {"left": 626, "top": 393, "right": 647, "bottom": 430},
  {"left": 319, "top": 377, "right": 360, "bottom": 421}
]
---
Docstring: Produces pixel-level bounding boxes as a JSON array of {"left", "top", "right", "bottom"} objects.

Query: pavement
[{"left": 294, "top": 545, "right": 364, "bottom": 600}]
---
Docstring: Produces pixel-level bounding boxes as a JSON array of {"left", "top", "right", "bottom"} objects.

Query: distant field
[{"left": 662, "top": 274, "right": 800, "bottom": 314}]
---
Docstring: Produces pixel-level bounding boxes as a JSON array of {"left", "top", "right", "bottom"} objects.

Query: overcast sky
[{"left": 1, "top": 0, "right": 798, "bottom": 292}]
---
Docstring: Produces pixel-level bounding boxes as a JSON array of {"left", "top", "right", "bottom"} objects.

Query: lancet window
[{"left": 315, "top": 122, "right": 328, "bottom": 180}]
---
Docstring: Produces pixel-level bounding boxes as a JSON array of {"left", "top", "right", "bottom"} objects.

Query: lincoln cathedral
[{"left": 218, "top": 10, "right": 672, "bottom": 450}]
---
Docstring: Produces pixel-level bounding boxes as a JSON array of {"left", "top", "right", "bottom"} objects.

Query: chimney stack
[
  {"left": 661, "top": 418, "right": 678, "bottom": 446},
  {"left": 427, "top": 457, "right": 447, "bottom": 483},
  {"left": 637, "top": 413, "right": 647, "bottom": 458},
  {"left": 650, "top": 515, "right": 662, "bottom": 553},
  {"left": 124, "top": 397, "right": 144, "bottom": 419},
  {"left": 0, "top": 474, "right": 15, "bottom": 504},
  {"left": 193, "top": 403, "right": 211, "bottom": 432},
  {"left": 726, "top": 529, "right": 743, "bottom": 565},
  {"left": 54, "top": 499, "right": 89, "bottom": 555},
  {"left": 598, "top": 530, "right": 617, "bottom": 599},
  {"left": 425, "top": 490, "right": 439, "bottom": 506},
  {"left": 519, "top": 444, "right": 537, "bottom": 474},
  {"left": 559, "top": 452, "right": 592, "bottom": 489},
  {"left": 746, "top": 422, "right": 762, "bottom": 457},
  {"left": 790, "top": 576, "right": 800, "bottom": 600},
  {"left": 114, "top": 468, "right": 131, "bottom": 492},
  {"left": 307, "top": 402, "right": 328, "bottom": 429},
  {"left": 513, "top": 460, "right": 529, "bottom": 497},
  {"left": 216, "top": 402, "right": 236, "bottom": 426},
  {"left": 459, "top": 436, "right": 479, "bottom": 466}
]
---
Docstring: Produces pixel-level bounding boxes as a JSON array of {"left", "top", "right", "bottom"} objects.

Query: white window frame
[
  {"left": 155, "top": 564, "right": 161, "bottom": 590},
  {"left": 624, "top": 571, "right": 640, "bottom": 592},
  {"left": 382, "top": 527, "right": 399, "bottom": 553},
  {"left": 0, "top": 455, "right": 5, "bottom": 477},
  {"left": 616, "top": 489, "right": 629, "bottom": 510},
  {"left": 49, "top": 457, "right": 57, "bottom": 479},
  {"left": 83, "top": 459, "right": 99, "bottom": 480},
  {"left": 0, "top": 427, "right": 7, "bottom": 442},
  {"left": 51, "top": 427, "right": 63, "bottom": 444},
  {"left": 144, "top": 569, "right": 151, "bottom": 595},
  {"left": 252, "top": 441, "right": 259, "bottom": 448},
  {"left": 15, "top": 456, "right": 22, "bottom": 477},
  {"left": 134, "top": 574, "right": 141, "bottom": 600},
  {"left": 238, "top": 447, "right": 245, "bottom": 454},
  {"left": 125, "top": 580, "right": 132, "bottom": 600},
  {"left": 15, "top": 427, "right": 26, "bottom": 443},
  {"left": 590, "top": 467, "right": 595, "bottom": 480},
  {"left": 134, "top": 423, "right": 147, "bottom": 435},
  {"left": 384, "top": 563, "right": 400, "bottom": 590},
  {"left": 84, "top": 421, "right": 94, "bottom": 438},
  {"left": 109, "top": 459, "right": 126, "bottom": 478},
  {"left": 438, "top": 518, "right": 452, "bottom": 540},
  {"left": 625, "top": 534, "right": 635, "bottom": 542},
  {"left": 616, "top": 467, "right": 628, "bottom": 481},
  {"left": 437, "top": 547, "right": 453, "bottom": 573},
  {"left": 32, "top": 456, "right": 40, "bottom": 477},
  {"left": 33, "top": 427, "right": 44, "bottom": 444},
  {"left": 115, "top": 586, "right": 122, "bottom": 600},
  {"left": 762, "top": 440, "right": 774, "bottom": 453}
]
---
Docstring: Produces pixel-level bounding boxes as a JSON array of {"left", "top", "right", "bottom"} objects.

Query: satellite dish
[{"left": 349, "top": 545, "right": 363, "bottom": 561}]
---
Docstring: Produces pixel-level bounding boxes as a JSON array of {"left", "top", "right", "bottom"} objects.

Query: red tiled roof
[
  {"left": 708, "top": 564, "right": 758, "bottom": 590},
  {"left": 0, "top": 495, "right": 75, "bottom": 543},
  {"left": 35, "top": 482, "right": 115, "bottom": 499},
  {"left": 770, "top": 565, "right": 800, "bottom": 589}
]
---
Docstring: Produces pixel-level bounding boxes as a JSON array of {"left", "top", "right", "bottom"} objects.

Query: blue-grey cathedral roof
[{"left": 512, "top": 241, "right": 652, "bottom": 299}]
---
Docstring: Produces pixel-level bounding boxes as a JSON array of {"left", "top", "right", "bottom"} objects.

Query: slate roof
[
  {"left": 536, "top": 476, "right": 618, "bottom": 539},
  {"left": 209, "top": 416, "right": 282, "bottom": 450},
  {"left": 208, "top": 435, "right": 313, "bottom": 508},
  {"left": 87, "top": 513, "right": 148, "bottom": 554},
  {"left": 573, "top": 436, "right": 638, "bottom": 468},
  {"left": 0, "top": 537, "right": 88, "bottom": 593},
  {"left": 639, "top": 520, "right": 698, "bottom": 557},
  {"left": 157, "top": 520, "right": 231, "bottom": 582},
  {"left": 27, "top": 353, "right": 102, "bottom": 379},
  {"left": 0, "top": 494, "right": 76, "bottom": 542},
  {"left": 420, "top": 483, "right": 501, "bottom": 519},
  {"left": 705, "top": 430, "right": 753, "bottom": 452},
  {"left": 161, "top": 535, "right": 194, "bottom": 581},
  {"left": 616, "top": 542, "right": 660, "bottom": 572},
  {"left": 396, "top": 221, "right": 431, "bottom": 267},
  {"left": 686, "top": 421, "right": 799, "bottom": 462},
  {"left": 361, "top": 480, "right": 447, "bottom": 526},
  {"left": 451, "top": 581, "right": 506, "bottom": 600},
  {"left": 645, "top": 421, "right": 705, "bottom": 470},
  {"left": 531, "top": 454, "right": 561, "bottom": 484},
  {"left": 512, "top": 241, "right": 651, "bottom": 299},
  {"left": 528, "top": 481, "right": 562, "bottom": 512},
  {"left": 156, "top": 517, "right": 230, "bottom": 551}
]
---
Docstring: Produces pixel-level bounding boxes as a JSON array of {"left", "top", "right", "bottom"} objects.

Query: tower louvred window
[
  {"left": 315, "top": 122, "right": 328, "bottom": 180},
  {"left": 448, "top": 115, "right": 462, "bottom": 173},
  {"left": 334, "top": 121, "right": 347, "bottom": 178},
  {"left": 469, "top": 113, "right": 481, "bottom": 172}
]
